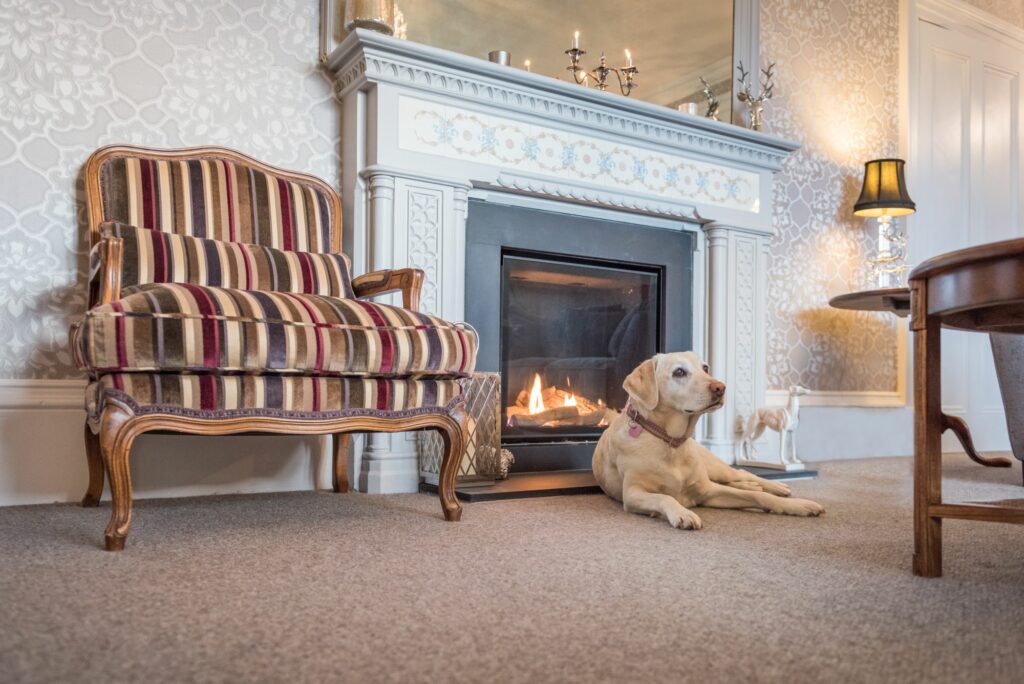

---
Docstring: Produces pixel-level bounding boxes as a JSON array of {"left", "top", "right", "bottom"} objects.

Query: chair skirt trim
[{"left": 84, "top": 392, "right": 469, "bottom": 551}]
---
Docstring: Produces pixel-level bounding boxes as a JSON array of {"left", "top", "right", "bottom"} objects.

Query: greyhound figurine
[{"left": 739, "top": 385, "right": 809, "bottom": 469}]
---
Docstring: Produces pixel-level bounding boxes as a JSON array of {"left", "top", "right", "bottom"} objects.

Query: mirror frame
[
  {"left": 732, "top": 0, "right": 761, "bottom": 125},
  {"left": 321, "top": 0, "right": 763, "bottom": 124}
]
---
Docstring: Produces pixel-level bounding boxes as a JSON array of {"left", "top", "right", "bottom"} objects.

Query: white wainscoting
[{"left": 0, "top": 380, "right": 335, "bottom": 507}]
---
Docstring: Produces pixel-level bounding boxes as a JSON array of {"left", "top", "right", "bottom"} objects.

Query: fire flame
[
  {"left": 564, "top": 392, "right": 577, "bottom": 407},
  {"left": 528, "top": 374, "right": 545, "bottom": 415}
]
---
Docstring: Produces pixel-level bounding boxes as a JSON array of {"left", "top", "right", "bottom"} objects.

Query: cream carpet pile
[{"left": 1, "top": 454, "right": 1022, "bottom": 683}]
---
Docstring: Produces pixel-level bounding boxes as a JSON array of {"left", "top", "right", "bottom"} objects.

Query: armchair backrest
[{"left": 84, "top": 145, "right": 341, "bottom": 254}]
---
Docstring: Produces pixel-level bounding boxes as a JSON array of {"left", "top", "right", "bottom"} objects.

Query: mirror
[{"left": 393, "top": 0, "right": 734, "bottom": 120}]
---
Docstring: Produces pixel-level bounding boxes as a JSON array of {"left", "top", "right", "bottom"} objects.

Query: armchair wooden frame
[{"left": 79, "top": 145, "right": 469, "bottom": 551}]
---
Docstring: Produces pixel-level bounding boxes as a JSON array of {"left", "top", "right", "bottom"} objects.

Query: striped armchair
[{"left": 72, "top": 145, "right": 476, "bottom": 550}]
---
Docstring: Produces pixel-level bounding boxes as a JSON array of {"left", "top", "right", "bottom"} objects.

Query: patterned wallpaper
[
  {"left": 0, "top": 0, "right": 339, "bottom": 379},
  {"left": 759, "top": 0, "right": 902, "bottom": 392},
  {"left": 965, "top": 0, "right": 1024, "bottom": 29}
]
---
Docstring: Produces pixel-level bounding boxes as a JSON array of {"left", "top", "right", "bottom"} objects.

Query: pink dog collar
[{"left": 623, "top": 400, "right": 687, "bottom": 448}]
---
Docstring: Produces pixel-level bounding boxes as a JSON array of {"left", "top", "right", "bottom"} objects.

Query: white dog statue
[{"left": 737, "top": 385, "right": 809, "bottom": 471}]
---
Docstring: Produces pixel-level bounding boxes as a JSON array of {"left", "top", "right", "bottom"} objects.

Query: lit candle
[
  {"left": 625, "top": 49, "right": 633, "bottom": 67},
  {"left": 573, "top": 30, "right": 579, "bottom": 49},
  {"left": 524, "top": 59, "right": 531, "bottom": 72}
]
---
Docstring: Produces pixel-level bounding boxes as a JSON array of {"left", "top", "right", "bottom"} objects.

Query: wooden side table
[
  {"left": 908, "top": 239, "right": 1024, "bottom": 577},
  {"left": 829, "top": 288, "right": 1011, "bottom": 470}
]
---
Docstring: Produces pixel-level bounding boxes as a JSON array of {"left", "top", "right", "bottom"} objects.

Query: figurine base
[
  {"left": 738, "top": 465, "right": 818, "bottom": 481},
  {"left": 736, "top": 459, "right": 809, "bottom": 472}
]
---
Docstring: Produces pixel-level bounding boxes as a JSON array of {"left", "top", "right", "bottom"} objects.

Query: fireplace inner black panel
[
  {"left": 465, "top": 200, "right": 695, "bottom": 472},
  {"left": 501, "top": 252, "right": 659, "bottom": 441}
]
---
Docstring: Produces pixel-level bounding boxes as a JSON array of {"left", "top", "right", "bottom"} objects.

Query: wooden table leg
[
  {"left": 940, "top": 414, "right": 1013, "bottom": 468},
  {"left": 913, "top": 295, "right": 943, "bottom": 577}
]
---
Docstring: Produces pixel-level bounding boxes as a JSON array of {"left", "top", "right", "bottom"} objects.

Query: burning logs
[
  {"left": 507, "top": 406, "right": 579, "bottom": 427},
  {"left": 507, "top": 379, "right": 612, "bottom": 428}
]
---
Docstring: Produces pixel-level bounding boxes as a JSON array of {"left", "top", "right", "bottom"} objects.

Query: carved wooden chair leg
[
  {"left": 332, "top": 433, "right": 352, "bottom": 493},
  {"left": 99, "top": 406, "right": 136, "bottom": 551},
  {"left": 82, "top": 422, "right": 105, "bottom": 507},
  {"left": 437, "top": 403, "right": 469, "bottom": 522},
  {"left": 941, "top": 413, "right": 1013, "bottom": 468}
]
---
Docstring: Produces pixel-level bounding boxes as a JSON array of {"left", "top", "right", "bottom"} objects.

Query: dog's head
[{"left": 622, "top": 352, "right": 726, "bottom": 415}]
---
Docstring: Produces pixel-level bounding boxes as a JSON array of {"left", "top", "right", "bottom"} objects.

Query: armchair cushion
[
  {"left": 86, "top": 374, "right": 463, "bottom": 421},
  {"left": 99, "top": 221, "right": 355, "bottom": 298},
  {"left": 72, "top": 283, "right": 477, "bottom": 378}
]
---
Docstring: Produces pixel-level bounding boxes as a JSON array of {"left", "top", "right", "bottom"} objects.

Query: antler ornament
[
  {"left": 736, "top": 61, "right": 775, "bottom": 131},
  {"left": 698, "top": 76, "right": 720, "bottom": 122}
]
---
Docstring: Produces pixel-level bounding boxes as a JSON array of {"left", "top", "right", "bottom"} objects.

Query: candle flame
[{"left": 528, "top": 374, "right": 545, "bottom": 415}]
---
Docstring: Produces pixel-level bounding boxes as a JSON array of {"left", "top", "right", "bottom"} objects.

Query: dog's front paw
[
  {"left": 779, "top": 498, "right": 824, "bottom": 517},
  {"left": 667, "top": 507, "right": 703, "bottom": 530},
  {"left": 760, "top": 481, "right": 791, "bottom": 497}
]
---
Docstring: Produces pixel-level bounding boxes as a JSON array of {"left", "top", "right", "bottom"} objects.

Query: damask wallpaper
[
  {"left": 760, "top": 0, "right": 902, "bottom": 392},
  {"left": 0, "top": 0, "right": 340, "bottom": 379}
]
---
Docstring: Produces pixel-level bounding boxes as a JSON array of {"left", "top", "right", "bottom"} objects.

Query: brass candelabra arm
[{"left": 565, "top": 48, "right": 637, "bottom": 96}]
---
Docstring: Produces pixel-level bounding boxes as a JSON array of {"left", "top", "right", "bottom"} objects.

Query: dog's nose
[{"left": 709, "top": 381, "right": 726, "bottom": 396}]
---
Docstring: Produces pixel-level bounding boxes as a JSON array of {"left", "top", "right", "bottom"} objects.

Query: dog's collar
[{"left": 624, "top": 401, "right": 688, "bottom": 449}]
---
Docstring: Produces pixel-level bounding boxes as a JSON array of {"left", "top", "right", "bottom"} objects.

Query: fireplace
[
  {"left": 327, "top": 30, "right": 798, "bottom": 494},
  {"left": 502, "top": 252, "right": 657, "bottom": 439},
  {"left": 466, "top": 199, "right": 696, "bottom": 476}
]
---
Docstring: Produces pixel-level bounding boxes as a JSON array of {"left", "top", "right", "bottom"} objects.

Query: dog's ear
[{"left": 623, "top": 357, "right": 659, "bottom": 411}]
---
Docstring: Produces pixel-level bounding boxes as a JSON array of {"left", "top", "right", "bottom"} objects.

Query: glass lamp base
[
  {"left": 871, "top": 262, "right": 908, "bottom": 288},
  {"left": 870, "top": 216, "right": 909, "bottom": 288}
]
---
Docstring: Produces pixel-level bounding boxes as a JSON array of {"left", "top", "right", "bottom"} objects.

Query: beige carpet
[{"left": 1, "top": 454, "right": 1022, "bottom": 684}]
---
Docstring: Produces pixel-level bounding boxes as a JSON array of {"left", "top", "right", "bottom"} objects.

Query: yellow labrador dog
[{"left": 593, "top": 352, "right": 824, "bottom": 529}]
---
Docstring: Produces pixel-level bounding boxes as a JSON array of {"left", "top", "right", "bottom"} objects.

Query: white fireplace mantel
[{"left": 326, "top": 29, "right": 799, "bottom": 493}]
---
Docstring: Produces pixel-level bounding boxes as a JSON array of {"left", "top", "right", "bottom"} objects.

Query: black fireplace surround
[{"left": 465, "top": 199, "right": 695, "bottom": 473}]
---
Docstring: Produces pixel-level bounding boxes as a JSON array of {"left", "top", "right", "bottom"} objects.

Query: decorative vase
[{"left": 344, "top": 0, "right": 395, "bottom": 35}]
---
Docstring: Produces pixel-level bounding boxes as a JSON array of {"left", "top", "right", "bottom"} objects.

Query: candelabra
[{"left": 565, "top": 32, "right": 637, "bottom": 96}]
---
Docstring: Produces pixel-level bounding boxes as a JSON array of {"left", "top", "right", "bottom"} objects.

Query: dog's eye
[
  {"left": 702, "top": 364, "right": 709, "bottom": 373},
  {"left": 673, "top": 368, "right": 688, "bottom": 378}
]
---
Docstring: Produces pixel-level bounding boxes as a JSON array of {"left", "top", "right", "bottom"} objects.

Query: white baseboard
[{"left": 0, "top": 379, "right": 334, "bottom": 507}]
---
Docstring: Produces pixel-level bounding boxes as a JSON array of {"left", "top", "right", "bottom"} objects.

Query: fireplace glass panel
[{"left": 501, "top": 252, "right": 660, "bottom": 441}]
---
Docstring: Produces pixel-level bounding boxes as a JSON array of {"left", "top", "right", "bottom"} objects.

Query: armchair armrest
[
  {"left": 89, "top": 236, "right": 123, "bottom": 307},
  {"left": 352, "top": 268, "right": 425, "bottom": 312}
]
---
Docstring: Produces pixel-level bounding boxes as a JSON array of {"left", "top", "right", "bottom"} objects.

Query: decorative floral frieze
[{"left": 398, "top": 97, "right": 760, "bottom": 213}]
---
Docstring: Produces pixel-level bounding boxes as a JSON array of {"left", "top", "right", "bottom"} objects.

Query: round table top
[{"left": 828, "top": 287, "right": 911, "bottom": 317}]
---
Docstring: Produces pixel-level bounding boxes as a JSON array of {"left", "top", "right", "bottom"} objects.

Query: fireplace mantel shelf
[
  {"left": 327, "top": 29, "right": 798, "bottom": 174},
  {"left": 326, "top": 29, "right": 800, "bottom": 493}
]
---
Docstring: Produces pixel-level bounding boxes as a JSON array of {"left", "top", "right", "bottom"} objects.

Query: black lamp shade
[{"left": 853, "top": 158, "right": 916, "bottom": 217}]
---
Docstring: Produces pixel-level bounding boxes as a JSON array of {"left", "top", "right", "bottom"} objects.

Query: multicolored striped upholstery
[
  {"left": 97, "top": 153, "right": 334, "bottom": 252},
  {"left": 73, "top": 284, "right": 478, "bottom": 378},
  {"left": 87, "top": 374, "right": 463, "bottom": 419},
  {"left": 100, "top": 221, "right": 355, "bottom": 297}
]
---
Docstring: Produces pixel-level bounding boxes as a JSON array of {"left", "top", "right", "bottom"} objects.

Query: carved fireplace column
[
  {"left": 358, "top": 171, "right": 422, "bottom": 494},
  {"left": 701, "top": 222, "right": 770, "bottom": 462}
]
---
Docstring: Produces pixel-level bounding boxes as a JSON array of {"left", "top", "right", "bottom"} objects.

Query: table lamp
[{"left": 853, "top": 158, "right": 916, "bottom": 287}]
